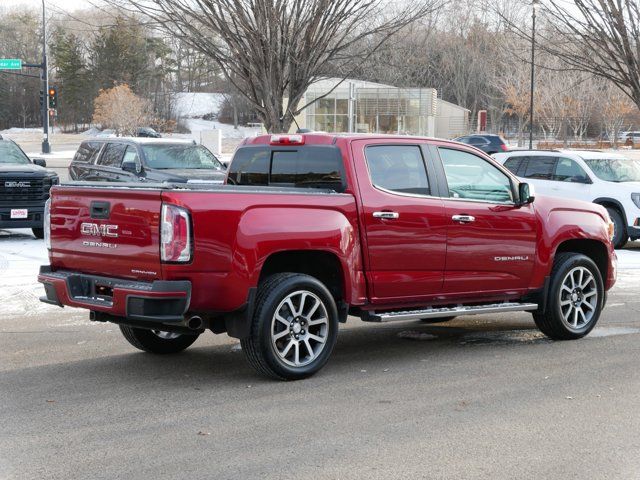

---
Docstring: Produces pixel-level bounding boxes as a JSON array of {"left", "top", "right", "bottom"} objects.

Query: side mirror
[
  {"left": 122, "top": 159, "right": 142, "bottom": 175},
  {"left": 518, "top": 182, "right": 535, "bottom": 205},
  {"left": 33, "top": 158, "right": 46, "bottom": 167}
]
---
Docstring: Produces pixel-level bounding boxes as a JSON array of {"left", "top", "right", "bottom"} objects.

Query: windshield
[
  {"left": 141, "top": 144, "right": 223, "bottom": 170},
  {"left": 584, "top": 158, "right": 640, "bottom": 182},
  {"left": 0, "top": 141, "right": 31, "bottom": 165}
]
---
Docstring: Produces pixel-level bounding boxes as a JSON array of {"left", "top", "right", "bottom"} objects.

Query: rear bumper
[
  {"left": 0, "top": 205, "right": 44, "bottom": 229},
  {"left": 37, "top": 266, "right": 191, "bottom": 323}
]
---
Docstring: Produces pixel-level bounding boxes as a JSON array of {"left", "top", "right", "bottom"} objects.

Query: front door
[
  {"left": 351, "top": 140, "right": 447, "bottom": 303},
  {"left": 435, "top": 146, "right": 538, "bottom": 294}
]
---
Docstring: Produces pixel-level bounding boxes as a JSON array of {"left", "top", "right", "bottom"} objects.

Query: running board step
[{"left": 365, "top": 302, "right": 539, "bottom": 323}]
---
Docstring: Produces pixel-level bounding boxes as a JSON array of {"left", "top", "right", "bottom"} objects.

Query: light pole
[
  {"left": 41, "top": 0, "right": 50, "bottom": 154},
  {"left": 528, "top": 0, "right": 537, "bottom": 150}
]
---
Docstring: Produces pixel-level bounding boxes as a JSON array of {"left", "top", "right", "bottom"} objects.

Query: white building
[{"left": 291, "top": 78, "right": 469, "bottom": 139}]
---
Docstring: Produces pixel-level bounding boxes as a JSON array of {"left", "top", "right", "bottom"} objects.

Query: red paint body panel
[{"left": 44, "top": 134, "right": 616, "bottom": 319}]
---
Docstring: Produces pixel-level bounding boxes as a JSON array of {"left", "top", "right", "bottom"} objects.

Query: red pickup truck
[{"left": 39, "top": 134, "right": 617, "bottom": 379}]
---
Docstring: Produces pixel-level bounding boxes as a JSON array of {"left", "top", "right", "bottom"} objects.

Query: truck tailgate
[{"left": 49, "top": 186, "right": 162, "bottom": 280}]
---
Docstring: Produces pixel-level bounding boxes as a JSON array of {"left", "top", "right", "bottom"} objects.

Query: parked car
[
  {"left": 0, "top": 135, "right": 59, "bottom": 238},
  {"left": 617, "top": 131, "right": 640, "bottom": 145},
  {"left": 453, "top": 134, "right": 508, "bottom": 154},
  {"left": 494, "top": 149, "right": 640, "bottom": 248},
  {"left": 69, "top": 138, "right": 226, "bottom": 184},
  {"left": 136, "top": 127, "right": 161, "bottom": 138},
  {"left": 40, "top": 133, "right": 616, "bottom": 380}
]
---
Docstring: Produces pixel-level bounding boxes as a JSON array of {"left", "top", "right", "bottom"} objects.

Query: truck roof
[{"left": 242, "top": 133, "right": 464, "bottom": 148}]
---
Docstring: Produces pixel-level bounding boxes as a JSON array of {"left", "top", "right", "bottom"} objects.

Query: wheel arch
[
  {"left": 553, "top": 239, "right": 609, "bottom": 283},
  {"left": 259, "top": 250, "right": 347, "bottom": 308},
  {"left": 593, "top": 197, "right": 627, "bottom": 221}
]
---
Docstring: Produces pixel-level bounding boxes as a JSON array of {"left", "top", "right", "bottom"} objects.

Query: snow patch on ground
[
  {"left": 0, "top": 127, "right": 61, "bottom": 135},
  {"left": 183, "top": 118, "right": 261, "bottom": 140},
  {"left": 173, "top": 92, "right": 226, "bottom": 118}
]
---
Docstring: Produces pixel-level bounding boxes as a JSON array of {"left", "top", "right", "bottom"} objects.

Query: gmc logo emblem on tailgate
[
  {"left": 5, "top": 181, "right": 30, "bottom": 188},
  {"left": 81, "top": 222, "right": 119, "bottom": 238}
]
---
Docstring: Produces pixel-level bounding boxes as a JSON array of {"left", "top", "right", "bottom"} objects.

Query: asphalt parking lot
[{"left": 1, "top": 232, "right": 639, "bottom": 479}]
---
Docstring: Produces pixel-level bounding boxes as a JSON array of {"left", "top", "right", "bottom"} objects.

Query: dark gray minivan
[{"left": 69, "top": 138, "right": 226, "bottom": 183}]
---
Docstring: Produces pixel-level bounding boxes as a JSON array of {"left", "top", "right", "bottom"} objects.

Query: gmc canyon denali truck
[
  {"left": 38, "top": 134, "right": 617, "bottom": 380},
  {"left": 0, "top": 135, "right": 59, "bottom": 238}
]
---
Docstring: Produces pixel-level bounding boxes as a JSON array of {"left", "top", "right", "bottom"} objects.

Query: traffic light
[
  {"left": 39, "top": 89, "right": 45, "bottom": 108},
  {"left": 48, "top": 87, "right": 57, "bottom": 109}
]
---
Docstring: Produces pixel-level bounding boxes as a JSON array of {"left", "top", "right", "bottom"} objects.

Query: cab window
[
  {"left": 439, "top": 148, "right": 514, "bottom": 204},
  {"left": 365, "top": 145, "right": 430, "bottom": 196},
  {"left": 98, "top": 143, "right": 127, "bottom": 167}
]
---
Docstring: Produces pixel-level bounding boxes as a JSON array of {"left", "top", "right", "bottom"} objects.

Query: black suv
[
  {"left": 454, "top": 134, "right": 508, "bottom": 155},
  {"left": 69, "top": 138, "right": 226, "bottom": 183},
  {"left": 0, "top": 135, "right": 59, "bottom": 238}
]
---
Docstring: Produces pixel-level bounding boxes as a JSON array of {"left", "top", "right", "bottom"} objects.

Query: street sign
[{"left": 0, "top": 58, "right": 22, "bottom": 70}]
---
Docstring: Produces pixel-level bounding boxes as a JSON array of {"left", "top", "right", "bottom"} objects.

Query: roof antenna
[{"left": 280, "top": 108, "right": 301, "bottom": 132}]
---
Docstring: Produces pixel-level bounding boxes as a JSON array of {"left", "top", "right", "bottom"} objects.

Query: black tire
[
  {"left": 32, "top": 227, "right": 44, "bottom": 239},
  {"left": 420, "top": 316, "right": 456, "bottom": 323},
  {"left": 606, "top": 207, "right": 627, "bottom": 249},
  {"left": 533, "top": 252, "right": 604, "bottom": 340},
  {"left": 241, "top": 273, "right": 339, "bottom": 380},
  {"left": 119, "top": 325, "right": 199, "bottom": 354}
]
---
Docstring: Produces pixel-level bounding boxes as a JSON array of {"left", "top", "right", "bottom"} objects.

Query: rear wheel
[
  {"left": 241, "top": 273, "right": 339, "bottom": 380},
  {"left": 119, "top": 325, "right": 199, "bottom": 354},
  {"left": 606, "top": 207, "right": 627, "bottom": 249},
  {"left": 32, "top": 228, "right": 44, "bottom": 239},
  {"left": 533, "top": 253, "right": 604, "bottom": 340}
]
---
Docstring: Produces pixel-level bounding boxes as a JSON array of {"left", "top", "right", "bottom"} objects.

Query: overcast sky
[{"left": 3, "top": 0, "right": 103, "bottom": 12}]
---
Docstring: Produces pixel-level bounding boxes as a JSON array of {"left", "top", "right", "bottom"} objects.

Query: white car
[
  {"left": 494, "top": 150, "right": 640, "bottom": 248},
  {"left": 618, "top": 131, "right": 640, "bottom": 144}
]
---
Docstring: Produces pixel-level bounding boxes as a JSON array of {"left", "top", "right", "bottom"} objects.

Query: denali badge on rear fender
[{"left": 81, "top": 222, "right": 118, "bottom": 238}]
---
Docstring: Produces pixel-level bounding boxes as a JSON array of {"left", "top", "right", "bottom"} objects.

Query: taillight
[
  {"left": 44, "top": 198, "right": 51, "bottom": 250},
  {"left": 160, "top": 204, "right": 191, "bottom": 263},
  {"left": 270, "top": 134, "right": 304, "bottom": 145},
  {"left": 501, "top": 144, "right": 508, "bottom": 151}
]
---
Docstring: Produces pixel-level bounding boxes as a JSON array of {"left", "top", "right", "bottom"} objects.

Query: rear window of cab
[{"left": 227, "top": 145, "right": 345, "bottom": 192}]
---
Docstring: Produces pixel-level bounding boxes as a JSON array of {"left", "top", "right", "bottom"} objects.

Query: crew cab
[
  {"left": 39, "top": 134, "right": 617, "bottom": 380},
  {"left": 0, "top": 135, "right": 59, "bottom": 238}
]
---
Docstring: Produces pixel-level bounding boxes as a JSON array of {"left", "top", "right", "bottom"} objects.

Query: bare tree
[
  {"left": 597, "top": 80, "right": 636, "bottom": 146},
  {"left": 519, "top": 0, "right": 640, "bottom": 113},
  {"left": 106, "top": 0, "right": 445, "bottom": 132}
]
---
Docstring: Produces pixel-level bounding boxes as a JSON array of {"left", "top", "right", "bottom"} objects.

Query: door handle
[
  {"left": 373, "top": 211, "right": 399, "bottom": 219},
  {"left": 452, "top": 214, "right": 475, "bottom": 223}
]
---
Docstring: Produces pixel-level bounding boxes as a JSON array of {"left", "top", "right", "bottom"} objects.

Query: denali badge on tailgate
[{"left": 80, "top": 222, "right": 119, "bottom": 238}]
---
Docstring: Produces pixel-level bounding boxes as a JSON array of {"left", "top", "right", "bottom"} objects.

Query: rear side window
[
  {"left": 73, "top": 142, "right": 102, "bottom": 163},
  {"left": 523, "top": 156, "right": 557, "bottom": 180},
  {"left": 228, "top": 146, "right": 344, "bottom": 191},
  {"left": 365, "top": 145, "right": 430, "bottom": 195},
  {"left": 98, "top": 143, "right": 127, "bottom": 167},
  {"left": 503, "top": 157, "right": 523, "bottom": 175}
]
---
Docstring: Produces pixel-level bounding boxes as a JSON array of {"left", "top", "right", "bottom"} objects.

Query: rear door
[
  {"left": 49, "top": 186, "right": 163, "bottom": 280},
  {"left": 351, "top": 139, "right": 447, "bottom": 302},
  {"left": 89, "top": 143, "right": 127, "bottom": 182},
  {"left": 434, "top": 146, "right": 537, "bottom": 294},
  {"left": 69, "top": 141, "right": 103, "bottom": 180}
]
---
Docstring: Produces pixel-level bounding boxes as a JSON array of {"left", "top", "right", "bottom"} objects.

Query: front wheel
[
  {"left": 119, "top": 325, "right": 199, "bottom": 354},
  {"left": 533, "top": 253, "right": 604, "bottom": 340},
  {"left": 241, "top": 273, "right": 339, "bottom": 380},
  {"left": 606, "top": 207, "right": 627, "bottom": 249}
]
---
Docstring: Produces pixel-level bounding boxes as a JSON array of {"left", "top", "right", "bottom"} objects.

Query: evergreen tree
[
  {"left": 90, "top": 16, "right": 150, "bottom": 94},
  {"left": 51, "top": 29, "right": 91, "bottom": 131}
]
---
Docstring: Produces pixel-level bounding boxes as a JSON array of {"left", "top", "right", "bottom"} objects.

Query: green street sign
[{"left": 0, "top": 59, "right": 22, "bottom": 70}]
